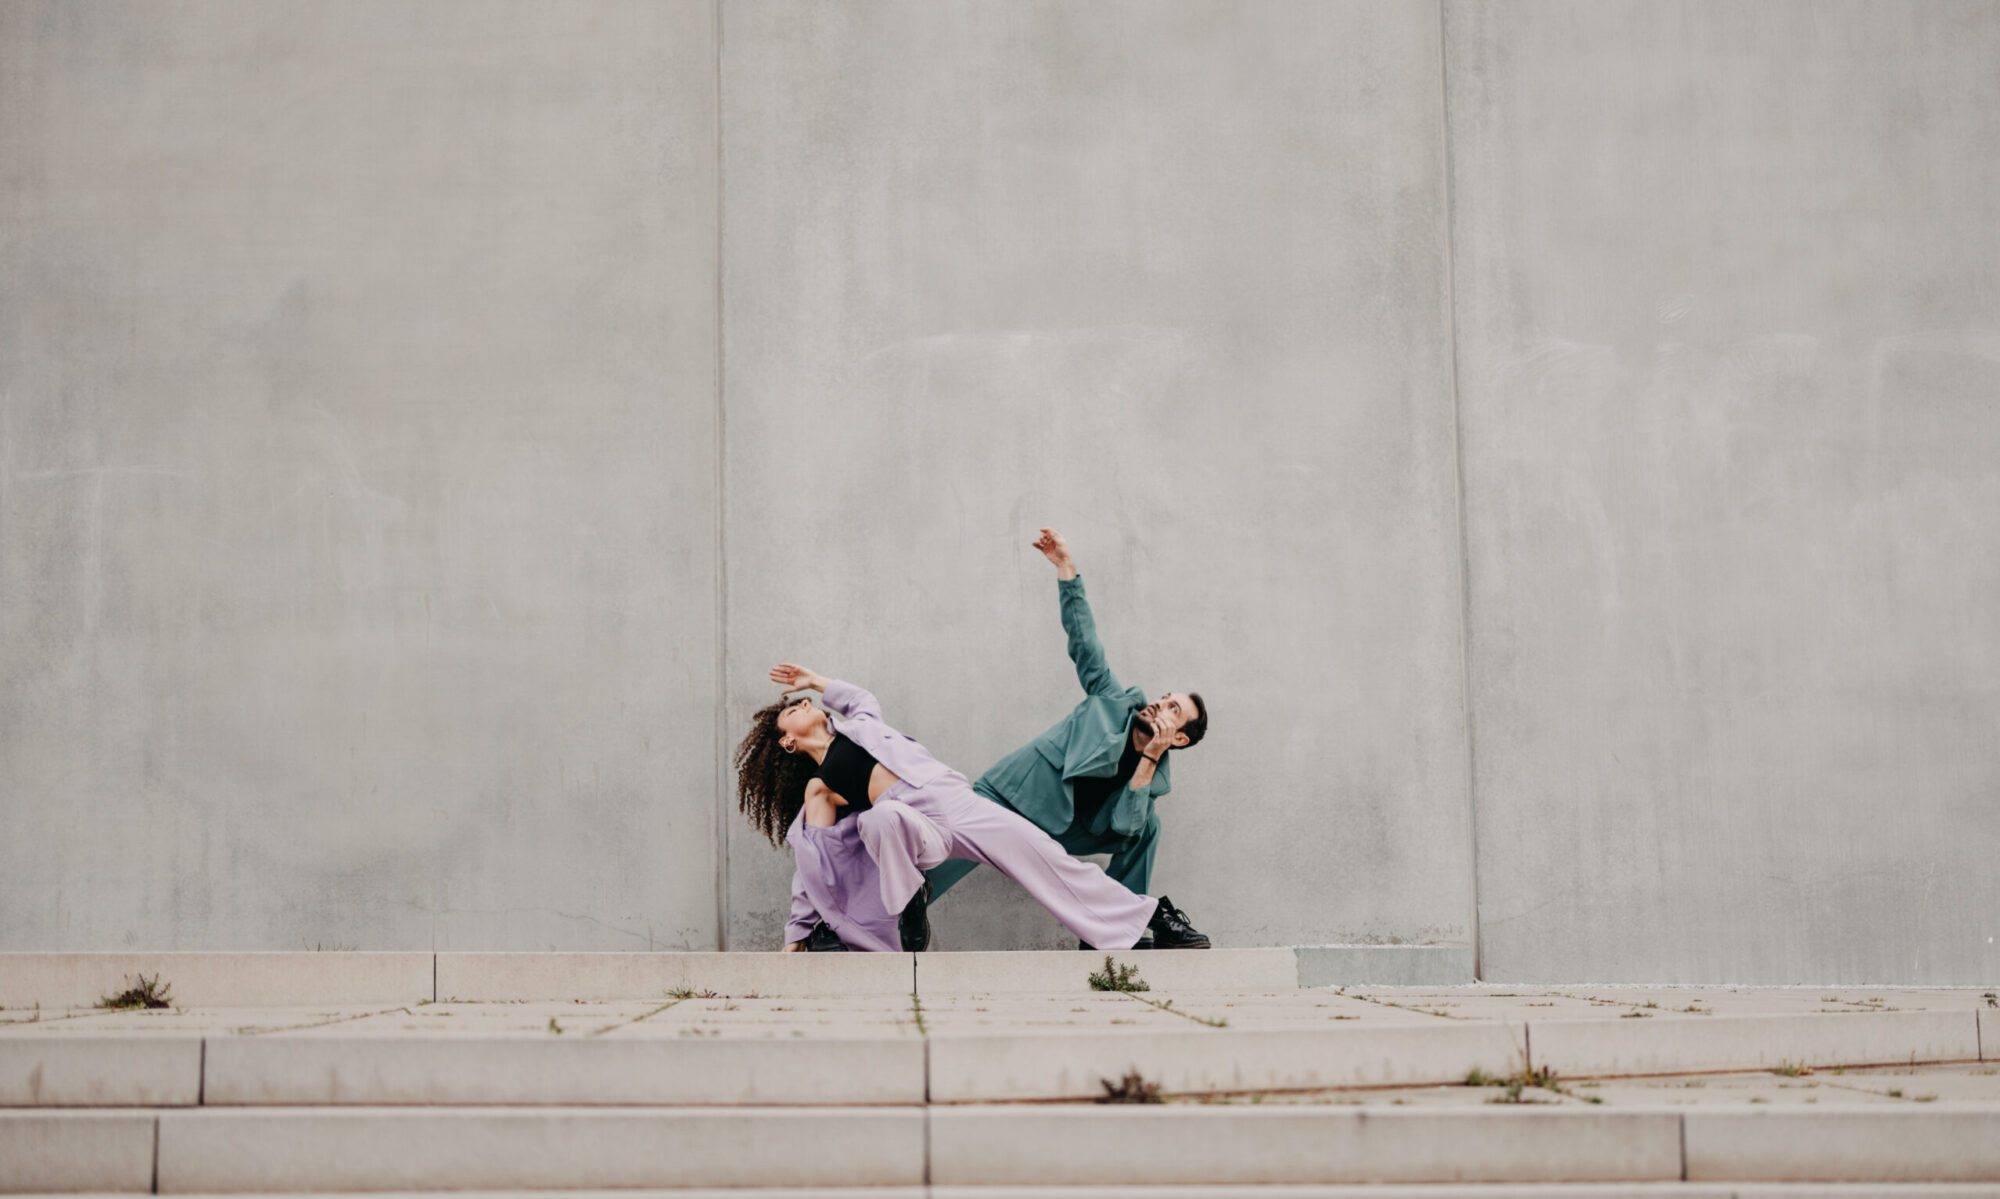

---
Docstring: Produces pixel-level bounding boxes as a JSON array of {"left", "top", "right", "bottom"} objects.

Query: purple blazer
[{"left": 821, "top": 680, "right": 952, "bottom": 788}]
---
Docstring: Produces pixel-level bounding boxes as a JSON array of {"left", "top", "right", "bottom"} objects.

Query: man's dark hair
[{"left": 1181, "top": 692, "right": 1207, "bottom": 747}]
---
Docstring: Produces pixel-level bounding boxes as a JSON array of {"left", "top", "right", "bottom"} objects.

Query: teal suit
[{"left": 927, "top": 575, "right": 1169, "bottom": 899}]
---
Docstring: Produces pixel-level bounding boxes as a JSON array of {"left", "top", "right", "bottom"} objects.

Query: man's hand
[
  {"left": 770, "top": 663, "right": 828, "bottom": 693},
  {"left": 1140, "top": 701, "right": 1185, "bottom": 760},
  {"left": 1033, "top": 527, "right": 1078, "bottom": 580},
  {"left": 781, "top": 939, "right": 805, "bottom": 953}
]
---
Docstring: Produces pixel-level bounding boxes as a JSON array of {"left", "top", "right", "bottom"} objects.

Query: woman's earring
[{"left": 781, "top": 740, "right": 795, "bottom": 754}]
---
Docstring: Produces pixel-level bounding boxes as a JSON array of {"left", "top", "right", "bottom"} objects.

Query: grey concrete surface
[
  {"left": 203, "top": 1035, "right": 926, "bottom": 1106},
  {"left": 6, "top": 1, "right": 1999, "bottom": 983},
  {"left": 154, "top": 1107, "right": 927, "bottom": 1192},
  {"left": 0, "top": 1110, "right": 156, "bottom": 1193},
  {"left": 1444, "top": 1, "right": 2000, "bottom": 983},
  {"left": 0, "top": 952, "right": 431, "bottom": 1008},
  {"left": 1297, "top": 946, "right": 1478, "bottom": 987},
  {"left": 1684, "top": 1108, "right": 2000, "bottom": 1182},
  {"left": 929, "top": 1107, "right": 1684, "bottom": 1186},
  {"left": 716, "top": 0, "right": 1472, "bottom": 954},
  {"left": 0, "top": 1037, "right": 200, "bottom": 1106},
  {"left": 0, "top": 1, "right": 722, "bottom": 953}
]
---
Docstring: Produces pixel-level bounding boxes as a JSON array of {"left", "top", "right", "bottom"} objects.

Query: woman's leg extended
[
  {"left": 923, "top": 778, "right": 1156, "bottom": 949},
  {"left": 856, "top": 799, "right": 949, "bottom": 913}
]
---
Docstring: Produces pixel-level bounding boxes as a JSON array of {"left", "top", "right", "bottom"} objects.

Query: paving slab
[
  {"left": 0, "top": 1037, "right": 201, "bottom": 1107},
  {"left": 0, "top": 1110, "right": 156, "bottom": 1192},
  {"left": 929, "top": 1022, "right": 1526, "bottom": 1103},
  {"left": 918, "top": 950, "right": 1297, "bottom": 994},
  {"left": 203, "top": 1034, "right": 925, "bottom": 1105},
  {"left": 929, "top": 1106, "right": 1682, "bottom": 1185},
  {"left": 434, "top": 952, "right": 915, "bottom": 1000},
  {"left": 0, "top": 953, "right": 433, "bottom": 1008},
  {"left": 1297, "top": 946, "right": 1477, "bottom": 987},
  {"left": 1685, "top": 1106, "right": 2000, "bottom": 1182},
  {"left": 154, "top": 1107, "right": 925, "bottom": 1191},
  {"left": 1531, "top": 1011, "right": 1981, "bottom": 1077}
]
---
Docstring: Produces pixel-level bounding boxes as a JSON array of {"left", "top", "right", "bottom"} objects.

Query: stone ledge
[
  {"left": 204, "top": 1035, "right": 925, "bottom": 1106},
  {"left": 0, "top": 953, "right": 432, "bottom": 1009},
  {"left": 929, "top": 1106, "right": 1683, "bottom": 1185},
  {"left": 928, "top": 1022, "right": 1525, "bottom": 1102},
  {"left": 0, "top": 1110, "right": 156, "bottom": 1193},
  {"left": 917, "top": 948, "right": 1297, "bottom": 994},
  {"left": 1295, "top": 945, "right": 1476, "bottom": 987},
  {"left": 0, "top": 1037, "right": 201, "bottom": 1107},
  {"left": 154, "top": 1107, "right": 926, "bottom": 1191}
]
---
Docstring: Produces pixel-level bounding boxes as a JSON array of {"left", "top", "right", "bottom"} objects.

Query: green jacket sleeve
[{"left": 1059, "top": 576, "right": 1124, "bottom": 698}]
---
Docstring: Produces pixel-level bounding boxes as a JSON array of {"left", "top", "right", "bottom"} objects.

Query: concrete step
[
  {"left": 8, "top": 1105, "right": 2000, "bottom": 1191},
  {"left": 2, "top": 1009, "right": 1983, "bottom": 1107},
  {"left": 0, "top": 947, "right": 1481, "bottom": 1008}
]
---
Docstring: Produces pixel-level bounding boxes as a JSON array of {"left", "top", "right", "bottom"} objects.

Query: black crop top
[{"left": 816, "top": 732, "right": 879, "bottom": 817}]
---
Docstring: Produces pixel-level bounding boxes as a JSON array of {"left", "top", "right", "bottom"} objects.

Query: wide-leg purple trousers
[{"left": 793, "top": 768, "right": 1155, "bottom": 951}]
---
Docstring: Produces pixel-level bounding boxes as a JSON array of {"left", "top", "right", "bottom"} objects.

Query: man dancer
[{"left": 924, "top": 528, "right": 1210, "bottom": 949}]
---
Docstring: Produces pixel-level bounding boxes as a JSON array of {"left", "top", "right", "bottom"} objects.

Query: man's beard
[{"left": 1132, "top": 712, "right": 1155, "bottom": 739}]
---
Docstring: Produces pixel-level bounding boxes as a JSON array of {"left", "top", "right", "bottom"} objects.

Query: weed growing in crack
[
  {"left": 547, "top": 1017, "right": 563, "bottom": 1035},
  {"left": 1097, "top": 1069, "right": 1162, "bottom": 1104},
  {"left": 97, "top": 974, "right": 172, "bottom": 1010},
  {"left": 908, "top": 992, "right": 927, "bottom": 1035},
  {"left": 1771, "top": 1061, "right": 1813, "bottom": 1077},
  {"left": 1088, "top": 956, "right": 1149, "bottom": 993}
]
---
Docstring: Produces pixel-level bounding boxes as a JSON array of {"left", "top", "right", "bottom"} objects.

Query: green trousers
[{"left": 925, "top": 780, "right": 1160, "bottom": 900}]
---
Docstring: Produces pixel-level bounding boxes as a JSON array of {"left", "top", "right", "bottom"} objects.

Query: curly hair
[{"left": 735, "top": 699, "right": 818, "bottom": 847}]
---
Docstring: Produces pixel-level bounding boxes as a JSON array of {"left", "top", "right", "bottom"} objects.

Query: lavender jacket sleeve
[{"left": 821, "top": 679, "right": 951, "bottom": 787}]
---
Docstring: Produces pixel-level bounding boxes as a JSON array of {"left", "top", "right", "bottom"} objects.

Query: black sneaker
[
  {"left": 899, "top": 880, "right": 932, "bottom": 953},
  {"left": 803, "top": 921, "right": 848, "bottom": 952},
  {"left": 1147, "top": 896, "right": 1210, "bottom": 949}
]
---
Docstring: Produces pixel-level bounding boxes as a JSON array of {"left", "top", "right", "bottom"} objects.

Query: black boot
[
  {"left": 1146, "top": 896, "right": 1210, "bottom": 949},
  {"left": 803, "top": 921, "right": 848, "bottom": 952},
  {"left": 899, "top": 880, "right": 932, "bottom": 952}
]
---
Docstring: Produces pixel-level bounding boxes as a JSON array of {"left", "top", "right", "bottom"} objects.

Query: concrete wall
[
  {"left": 718, "top": 0, "right": 1472, "bottom": 952},
  {"left": 1447, "top": 0, "right": 2000, "bottom": 983},
  {"left": 4, "top": 1, "right": 1996, "bottom": 981},
  {"left": 0, "top": 1, "right": 722, "bottom": 951}
]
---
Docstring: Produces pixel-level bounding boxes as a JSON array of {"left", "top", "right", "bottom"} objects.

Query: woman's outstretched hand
[
  {"left": 771, "top": 663, "right": 828, "bottom": 693},
  {"left": 1033, "top": 527, "right": 1078, "bottom": 579},
  {"left": 781, "top": 939, "right": 804, "bottom": 953}
]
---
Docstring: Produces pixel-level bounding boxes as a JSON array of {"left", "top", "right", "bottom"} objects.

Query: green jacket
[{"left": 974, "top": 576, "right": 1171, "bottom": 838}]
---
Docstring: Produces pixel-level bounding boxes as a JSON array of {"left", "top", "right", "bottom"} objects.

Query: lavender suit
[{"left": 785, "top": 680, "right": 1156, "bottom": 952}]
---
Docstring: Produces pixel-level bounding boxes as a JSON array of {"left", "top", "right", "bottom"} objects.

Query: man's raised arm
[{"left": 1033, "top": 527, "right": 1124, "bottom": 698}]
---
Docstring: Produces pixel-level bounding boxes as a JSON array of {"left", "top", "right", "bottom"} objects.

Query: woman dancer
[{"left": 735, "top": 664, "right": 1165, "bottom": 952}]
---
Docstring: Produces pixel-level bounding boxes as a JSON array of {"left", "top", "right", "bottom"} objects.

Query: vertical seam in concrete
[
  {"left": 196, "top": 1038, "right": 206, "bottom": 1106},
  {"left": 1978, "top": 1008, "right": 1985, "bottom": 1061},
  {"left": 1434, "top": 0, "right": 1482, "bottom": 982},
  {"left": 431, "top": 954, "right": 437, "bottom": 1004},
  {"left": 922, "top": 1101, "right": 933, "bottom": 1187},
  {"left": 1678, "top": 1111, "right": 1688, "bottom": 1182},
  {"left": 151, "top": 1115, "right": 161, "bottom": 1193},
  {"left": 710, "top": 0, "right": 731, "bottom": 951}
]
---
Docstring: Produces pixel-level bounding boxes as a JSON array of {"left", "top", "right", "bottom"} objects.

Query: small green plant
[
  {"left": 1465, "top": 1067, "right": 1500, "bottom": 1087},
  {"left": 1913, "top": 1093, "right": 1937, "bottom": 1102},
  {"left": 1097, "top": 1069, "right": 1162, "bottom": 1103},
  {"left": 1620, "top": 1010, "right": 1651, "bottom": 1019},
  {"left": 547, "top": 1017, "right": 563, "bottom": 1035},
  {"left": 1771, "top": 1061, "right": 1813, "bottom": 1077},
  {"left": 1886, "top": 1088, "right": 1903, "bottom": 1098},
  {"left": 908, "top": 991, "right": 927, "bottom": 1035},
  {"left": 1088, "top": 956, "right": 1149, "bottom": 993},
  {"left": 1985, "top": 992, "right": 1997, "bottom": 1009},
  {"left": 97, "top": 974, "right": 172, "bottom": 1011},
  {"left": 666, "top": 987, "right": 694, "bottom": 999}
]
